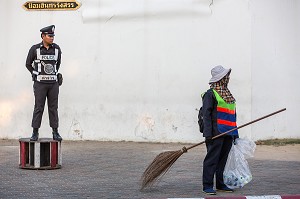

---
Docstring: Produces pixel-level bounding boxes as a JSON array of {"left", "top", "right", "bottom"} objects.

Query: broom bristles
[{"left": 140, "top": 147, "right": 187, "bottom": 190}]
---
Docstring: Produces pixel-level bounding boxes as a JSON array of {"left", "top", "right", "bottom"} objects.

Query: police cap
[{"left": 40, "top": 25, "right": 55, "bottom": 36}]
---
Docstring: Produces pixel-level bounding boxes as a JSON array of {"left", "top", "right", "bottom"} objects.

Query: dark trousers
[
  {"left": 31, "top": 81, "right": 59, "bottom": 129},
  {"left": 202, "top": 136, "right": 233, "bottom": 190}
]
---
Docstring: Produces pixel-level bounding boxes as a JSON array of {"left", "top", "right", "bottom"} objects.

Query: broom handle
[{"left": 186, "top": 108, "right": 286, "bottom": 151}]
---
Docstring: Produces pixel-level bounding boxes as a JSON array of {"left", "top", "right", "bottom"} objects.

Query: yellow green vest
[{"left": 213, "top": 89, "right": 238, "bottom": 135}]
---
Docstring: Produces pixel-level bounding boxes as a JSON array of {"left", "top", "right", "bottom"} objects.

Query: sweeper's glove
[
  {"left": 232, "top": 135, "right": 239, "bottom": 145},
  {"left": 205, "top": 137, "right": 213, "bottom": 145}
]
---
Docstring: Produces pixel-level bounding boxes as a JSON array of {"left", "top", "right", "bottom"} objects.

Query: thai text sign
[{"left": 23, "top": 0, "right": 81, "bottom": 11}]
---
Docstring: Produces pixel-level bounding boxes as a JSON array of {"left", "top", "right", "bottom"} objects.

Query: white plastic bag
[
  {"left": 223, "top": 138, "right": 256, "bottom": 189},
  {"left": 235, "top": 138, "right": 256, "bottom": 159}
]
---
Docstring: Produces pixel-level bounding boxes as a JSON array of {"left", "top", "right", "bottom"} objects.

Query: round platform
[{"left": 19, "top": 138, "right": 62, "bottom": 170}]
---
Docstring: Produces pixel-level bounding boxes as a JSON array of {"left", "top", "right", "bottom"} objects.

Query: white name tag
[
  {"left": 40, "top": 55, "right": 56, "bottom": 60},
  {"left": 37, "top": 75, "right": 57, "bottom": 81}
]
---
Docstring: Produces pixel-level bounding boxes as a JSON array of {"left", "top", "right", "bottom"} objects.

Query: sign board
[{"left": 23, "top": 0, "right": 81, "bottom": 11}]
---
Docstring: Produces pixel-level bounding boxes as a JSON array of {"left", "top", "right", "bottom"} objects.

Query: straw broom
[{"left": 140, "top": 108, "right": 286, "bottom": 190}]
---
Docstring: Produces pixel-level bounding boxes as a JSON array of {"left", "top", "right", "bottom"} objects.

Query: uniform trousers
[
  {"left": 31, "top": 81, "right": 59, "bottom": 129},
  {"left": 202, "top": 135, "right": 233, "bottom": 190}
]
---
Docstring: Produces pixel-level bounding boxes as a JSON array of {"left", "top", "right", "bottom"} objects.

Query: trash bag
[
  {"left": 234, "top": 138, "right": 256, "bottom": 159},
  {"left": 223, "top": 138, "right": 256, "bottom": 189}
]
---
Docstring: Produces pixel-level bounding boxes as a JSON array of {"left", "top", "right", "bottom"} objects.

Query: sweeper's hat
[{"left": 209, "top": 65, "right": 231, "bottom": 84}]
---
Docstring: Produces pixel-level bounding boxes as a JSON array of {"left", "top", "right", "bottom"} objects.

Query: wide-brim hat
[{"left": 209, "top": 65, "right": 231, "bottom": 84}]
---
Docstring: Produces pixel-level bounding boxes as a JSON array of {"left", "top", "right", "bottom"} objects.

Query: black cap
[{"left": 40, "top": 25, "right": 55, "bottom": 36}]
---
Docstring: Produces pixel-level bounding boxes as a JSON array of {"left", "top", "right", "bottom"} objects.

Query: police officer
[{"left": 25, "top": 25, "right": 63, "bottom": 141}]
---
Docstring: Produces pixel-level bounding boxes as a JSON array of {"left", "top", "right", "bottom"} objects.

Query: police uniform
[{"left": 25, "top": 25, "right": 62, "bottom": 141}]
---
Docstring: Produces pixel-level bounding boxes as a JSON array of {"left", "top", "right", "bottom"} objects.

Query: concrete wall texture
[{"left": 0, "top": 0, "right": 299, "bottom": 142}]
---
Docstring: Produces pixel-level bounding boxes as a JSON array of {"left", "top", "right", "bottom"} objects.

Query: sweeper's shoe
[
  {"left": 202, "top": 188, "right": 216, "bottom": 195},
  {"left": 216, "top": 186, "right": 234, "bottom": 193},
  {"left": 30, "top": 132, "right": 39, "bottom": 141}
]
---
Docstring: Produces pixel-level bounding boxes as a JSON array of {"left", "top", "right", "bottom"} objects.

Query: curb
[{"left": 168, "top": 195, "right": 300, "bottom": 199}]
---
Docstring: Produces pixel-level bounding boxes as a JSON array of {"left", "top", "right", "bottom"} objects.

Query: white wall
[
  {"left": 250, "top": 0, "right": 300, "bottom": 140},
  {"left": 0, "top": 0, "right": 298, "bottom": 142}
]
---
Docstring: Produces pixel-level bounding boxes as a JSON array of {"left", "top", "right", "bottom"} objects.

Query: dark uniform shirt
[
  {"left": 25, "top": 42, "right": 62, "bottom": 74},
  {"left": 202, "top": 89, "right": 218, "bottom": 138}
]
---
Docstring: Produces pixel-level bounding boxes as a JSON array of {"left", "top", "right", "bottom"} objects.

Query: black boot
[
  {"left": 52, "top": 128, "right": 62, "bottom": 141},
  {"left": 30, "top": 128, "right": 39, "bottom": 141}
]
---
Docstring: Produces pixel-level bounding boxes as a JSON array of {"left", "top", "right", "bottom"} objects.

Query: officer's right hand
[{"left": 32, "top": 74, "right": 37, "bottom": 81}]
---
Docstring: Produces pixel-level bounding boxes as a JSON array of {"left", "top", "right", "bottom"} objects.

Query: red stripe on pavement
[
  {"left": 281, "top": 195, "right": 300, "bottom": 199},
  {"left": 167, "top": 195, "right": 300, "bottom": 199}
]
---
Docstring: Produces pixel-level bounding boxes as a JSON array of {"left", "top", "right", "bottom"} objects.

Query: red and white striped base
[
  {"left": 19, "top": 138, "right": 62, "bottom": 169},
  {"left": 168, "top": 195, "right": 300, "bottom": 199}
]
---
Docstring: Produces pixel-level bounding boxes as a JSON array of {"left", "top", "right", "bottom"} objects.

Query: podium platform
[{"left": 19, "top": 138, "right": 62, "bottom": 169}]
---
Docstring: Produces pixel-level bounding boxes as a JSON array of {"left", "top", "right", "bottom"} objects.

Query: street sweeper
[{"left": 201, "top": 65, "right": 238, "bottom": 195}]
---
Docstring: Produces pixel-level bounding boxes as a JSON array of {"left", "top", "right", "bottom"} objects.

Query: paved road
[{"left": 0, "top": 139, "right": 299, "bottom": 198}]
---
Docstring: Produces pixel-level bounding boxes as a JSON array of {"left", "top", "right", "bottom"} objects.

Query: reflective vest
[
  {"left": 32, "top": 47, "right": 58, "bottom": 83},
  {"left": 212, "top": 89, "right": 238, "bottom": 136}
]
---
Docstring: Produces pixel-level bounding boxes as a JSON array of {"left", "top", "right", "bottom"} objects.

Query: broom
[{"left": 140, "top": 108, "right": 286, "bottom": 190}]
